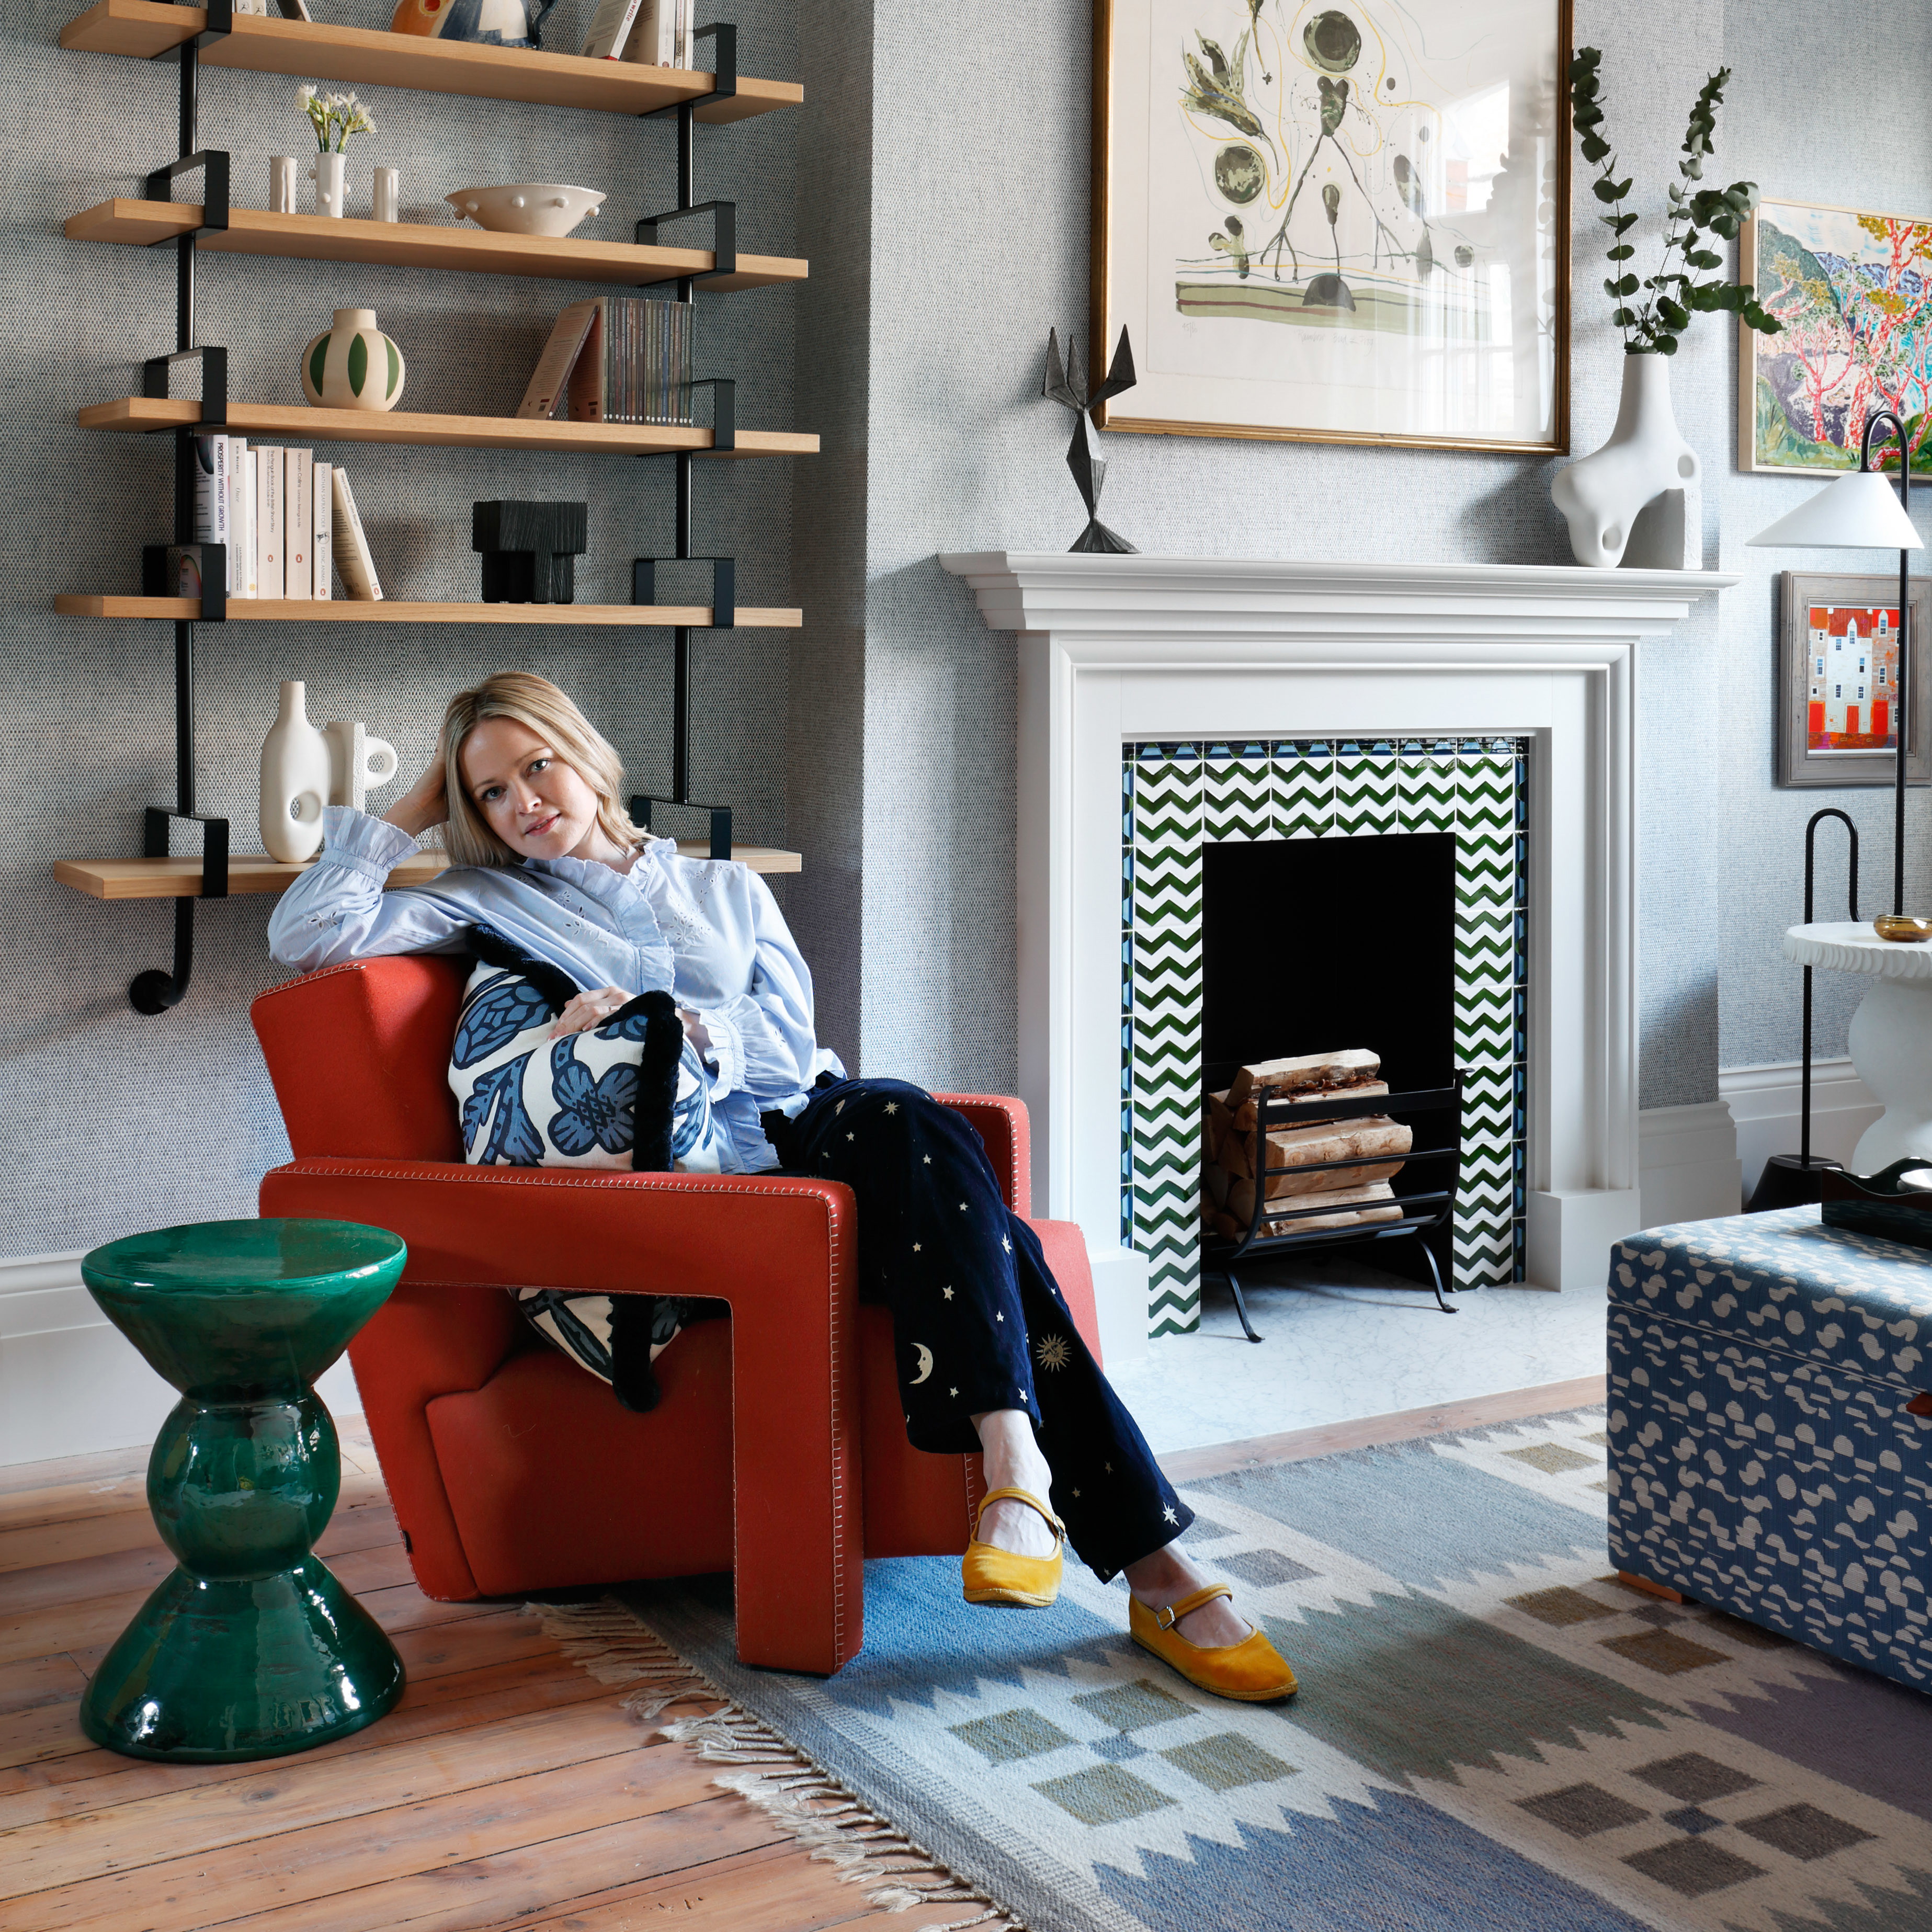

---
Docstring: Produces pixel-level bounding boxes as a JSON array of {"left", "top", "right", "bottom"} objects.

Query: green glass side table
[{"left": 78, "top": 1217, "right": 409, "bottom": 1761}]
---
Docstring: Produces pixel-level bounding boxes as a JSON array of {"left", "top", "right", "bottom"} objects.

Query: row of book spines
[
  {"left": 191, "top": 434, "right": 381, "bottom": 601},
  {"left": 514, "top": 297, "right": 697, "bottom": 426}
]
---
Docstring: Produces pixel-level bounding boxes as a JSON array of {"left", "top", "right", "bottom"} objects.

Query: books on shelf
[
  {"left": 514, "top": 297, "right": 694, "bottom": 426},
  {"left": 187, "top": 435, "right": 373, "bottom": 599},
  {"left": 332, "top": 468, "right": 383, "bottom": 601},
  {"left": 581, "top": 0, "right": 688, "bottom": 64}
]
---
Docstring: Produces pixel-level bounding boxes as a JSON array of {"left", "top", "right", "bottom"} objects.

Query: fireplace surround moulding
[{"left": 939, "top": 553, "right": 1735, "bottom": 1345}]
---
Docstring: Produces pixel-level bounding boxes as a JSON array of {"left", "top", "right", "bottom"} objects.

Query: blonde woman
[{"left": 269, "top": 672, "right": 1295, "bottom": 1702}]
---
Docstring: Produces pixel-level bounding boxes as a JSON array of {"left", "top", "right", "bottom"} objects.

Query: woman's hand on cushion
[
  {"left": 550, "top": 986, "right": 633, "bottom": 1039},
  {"left": 384, "top": 760, "right": 448, "bottom": 838}
]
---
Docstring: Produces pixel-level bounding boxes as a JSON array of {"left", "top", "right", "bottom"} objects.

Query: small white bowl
[{"left": 446, "top": 184, "right": 606, "bottom": 238}]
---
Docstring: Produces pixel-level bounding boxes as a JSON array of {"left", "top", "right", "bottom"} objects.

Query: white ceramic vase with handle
[
  {"left": 261, "top": 680, "right": 332, "bottom": 862},
  {"left": 323, "top": 720, "right": 400, "bottom": 811},
  {"left": 310, "top": 150, "right": 346, "bottom": 218}
]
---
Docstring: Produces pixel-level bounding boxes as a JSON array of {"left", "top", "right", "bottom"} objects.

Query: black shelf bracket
[
  {"left": 632, "top": 555, "right": 734, "bottom": 628},
  {"left": 643, "top": 20, "right": 736, "bottom": 117},
  {"left": 636, "top": 198, "right": 737, "bottom": 286},
  {"left": 127, "top": 23, "right": 230, "bottom": 1013},
  {"left": 154, "top": 0, "right": 232, "bottom": 54}
]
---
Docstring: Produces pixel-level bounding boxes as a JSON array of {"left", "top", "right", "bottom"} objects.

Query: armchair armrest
[
  {"left": 931, "top": 1093, "right": 1030, "bottom": 1215},
  {"left": 260, "top": 1157, "right": 863, "bottom": 1672}
]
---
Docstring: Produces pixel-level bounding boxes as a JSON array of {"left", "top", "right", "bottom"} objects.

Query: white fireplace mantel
[{"left": 940, "top": 552, "right": 1735, "bottom": 1330}]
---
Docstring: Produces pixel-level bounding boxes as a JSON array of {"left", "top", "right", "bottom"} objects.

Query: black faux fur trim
[
  {"left": 466, "top": 926, "right": 581, "bottom": 1015},
  {"left": 606, "top": 988, "right": 681, "bottom": 1174}
]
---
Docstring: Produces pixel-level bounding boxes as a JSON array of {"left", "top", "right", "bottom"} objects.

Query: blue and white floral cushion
[
  {"left": 446, "top": 948, "right": 731, "bottom": 1412},
  {"left": 447, "top": 959, "right": 728, "bottom": 1173}
]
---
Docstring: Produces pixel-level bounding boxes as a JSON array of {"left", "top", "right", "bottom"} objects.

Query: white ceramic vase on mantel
[
  {"left": 260, "top": 680, "right": 332, "bottom": 863},
  {"left": 1551, "top": 351, "right": 1702, "bottom": 570}
]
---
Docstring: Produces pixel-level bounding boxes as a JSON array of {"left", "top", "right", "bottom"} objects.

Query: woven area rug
[{"left": 572, "top": 1408, "right": 1932, "bottom": 1931}]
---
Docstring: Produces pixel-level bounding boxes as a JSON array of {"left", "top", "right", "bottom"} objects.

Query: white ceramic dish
[{"left": 446, "top": 184, "right": 606, "bottom": 238}]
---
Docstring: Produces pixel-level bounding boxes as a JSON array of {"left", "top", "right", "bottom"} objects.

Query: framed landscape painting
[
  {"left": 1743, "top": 196, "right": 1932, "bottom": 474},
  {"left": 1778, "top": 573, "right": 1932, "bottom": 789},
  {"left": 1092, "top": 0, "right": 1570, "bottom": 451}
]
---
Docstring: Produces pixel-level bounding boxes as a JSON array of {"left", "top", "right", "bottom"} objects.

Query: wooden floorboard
[{"left": 0, "top": 1387, "right": 1601, "bottom": 1930}]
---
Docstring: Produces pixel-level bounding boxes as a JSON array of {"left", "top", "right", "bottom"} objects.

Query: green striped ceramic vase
[{"left": 301, "top": 306, "right": 406, "bottom": 412}]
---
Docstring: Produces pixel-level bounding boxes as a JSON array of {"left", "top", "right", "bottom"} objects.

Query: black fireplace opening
[{"left": 1200, "top": 831, "right": 1461, "bottom": 1290}]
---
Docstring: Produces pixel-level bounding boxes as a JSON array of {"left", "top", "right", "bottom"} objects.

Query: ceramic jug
[
  {"left": 261, "top": 681, "right": 332, "bottom": 863},
  {"left": 388, "top": 0, "right": 556, "bottom": 49},
  {"left": 323, "top": 721, "right": 400, "bottom": 812}
]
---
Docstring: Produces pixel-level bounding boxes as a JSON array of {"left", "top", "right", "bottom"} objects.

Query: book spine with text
[
  {"left": 256, "top": 446, "right": 285, "bottom": 600},
  {"left": 332, "top": 467, "right": 383, "bottom": 601},
  {"left": 518, "top": 300, "right": 600, "bottom": 419},
  {"left": 313, "top": 461, "right": 333, "bottom": 598},
  {"left": 238, "top": 448, "right": 257, "bottom": 598},
  {"left": 286, "top": 448, "right": 314, "bottom": 602},
  {"left": 581, "top": 0, "right": 644, "bottom": 58},
  {"left": 567, "top": 303, "right": 608, "bottom": 422}
]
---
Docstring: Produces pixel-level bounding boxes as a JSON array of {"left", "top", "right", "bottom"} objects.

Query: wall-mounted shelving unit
[
  {"left": 55, "top": 0, "right": 811, "bottom": 1010},
  {"left": 66, "top": 200, "right": 808, "bottom": 292}
]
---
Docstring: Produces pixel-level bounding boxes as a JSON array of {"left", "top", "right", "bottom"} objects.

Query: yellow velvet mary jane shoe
[
  {"left": 961, "top": 1487, "right": 1066, "bottom": 1608},
  {"left": 1130, "top": 1583, "right": 1298, "bottom": 1702}
]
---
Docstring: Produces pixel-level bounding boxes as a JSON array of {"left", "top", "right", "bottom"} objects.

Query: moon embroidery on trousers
[{"left": 910, "top": 1343, "right": 935, "bottom": 1384}]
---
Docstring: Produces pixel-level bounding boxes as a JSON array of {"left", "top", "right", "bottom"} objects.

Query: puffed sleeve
[
  {"left": 267, "top": 806, "right": 472, "bottom": 972},
  {"left": 694, "top": 871, "right": 839, "bottom": 1104}
]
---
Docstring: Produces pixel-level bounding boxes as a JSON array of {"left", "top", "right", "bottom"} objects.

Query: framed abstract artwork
[
  {"left": 1742, "top": 197, "right": 1932, "bottom": 474},
  {"left": 1778, "top": 573, "right": 1932, "bottom": 789},
  {"left": 1091, "top": 0, "right": 1570, "bottom": 452}
]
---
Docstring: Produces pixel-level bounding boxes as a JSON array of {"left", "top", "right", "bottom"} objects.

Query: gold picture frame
[
  {"left": 1740, "top": 195, "right": 1932, "bottom": 475},
  {"left": 1092, "top": 0, "right": 1572, "bottom": 453}
]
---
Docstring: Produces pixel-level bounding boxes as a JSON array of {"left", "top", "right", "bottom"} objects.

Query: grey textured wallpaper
[
  {"left": 818, "top": 0, "right": 1929, "bottom": 1109},
  {"left": 0, "top": 0, "right": 800, "bottom": 1254}
]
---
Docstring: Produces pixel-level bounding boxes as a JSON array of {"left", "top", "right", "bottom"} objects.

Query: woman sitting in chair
[{"left": 269, "top": 670, "right": 1294, "bottom": 1703}]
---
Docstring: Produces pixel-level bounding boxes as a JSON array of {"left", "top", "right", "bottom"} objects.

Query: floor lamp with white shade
[{"left": 1745, "top": 412, "right": 1926, "bottom": 1208}]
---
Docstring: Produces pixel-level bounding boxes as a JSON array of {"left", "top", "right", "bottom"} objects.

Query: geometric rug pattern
[
  {"left": 626, "top": 1408, "right": 1932, "bottom": 1932},
  {"left": 1122, "top": 738, "right": 1528, "bottom": 1336}
]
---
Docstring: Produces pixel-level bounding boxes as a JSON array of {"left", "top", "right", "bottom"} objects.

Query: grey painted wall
[
  {"left": 810, "top": 0, "right": 1927, "bottom": 1110},
  {"left": 0, "top": 0, "right": 799, "bottom": 1255}
]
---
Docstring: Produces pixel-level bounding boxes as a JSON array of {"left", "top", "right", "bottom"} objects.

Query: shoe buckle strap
[{"left": 1156, "top": 1583, "right": 1233, "bottom": 1630}]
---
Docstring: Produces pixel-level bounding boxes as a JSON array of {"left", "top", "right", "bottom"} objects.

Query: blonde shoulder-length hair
[{"left": 438, "top": 672, "right": 646, "bottom": 867}]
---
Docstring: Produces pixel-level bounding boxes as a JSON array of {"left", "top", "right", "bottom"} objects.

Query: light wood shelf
[
  {"left": 76, "top": 396, "right": 815, "bottom": 459},
  {"left": 59, "top": 0, "right": 800, "bottom": 121},
  {"left": 54, "top": 596, "right": 801, "bottom": 626},
  {"left": 66, "top": 201, "right": 807, "bottom": 294},
  {"left": 57, "top": 844, "right": 801, "bottom": 901}
]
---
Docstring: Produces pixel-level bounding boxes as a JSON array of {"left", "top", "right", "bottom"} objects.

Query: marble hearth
[{"left": 940, "top": 554, "right": 1733, "bottom": 1349}]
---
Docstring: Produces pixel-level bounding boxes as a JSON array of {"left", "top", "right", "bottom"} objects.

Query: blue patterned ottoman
[{"left": 1609, "top": 1206, "right": 1932, "bottom": 1689}]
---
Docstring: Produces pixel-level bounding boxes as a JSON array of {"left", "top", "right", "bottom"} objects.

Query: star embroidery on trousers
[
  {"left": 1071, "top": 1487, "right": 1081, "bottom": 1498},
  {"left": 847, "top": 1131, "right": 856, "bottom": 1141},
  {"left": 995, "top": 1311, "right": 1004, "bottom": 1321},
  {"left": 959, "top": 1201, "right": 970, "bottom": 1212},
  {"left": 884, "top": 1101, "right": 899, "bottom": 1114},
  {"left": 912, "top": 1243, "right": 923, "bottom": 1253},
  {"left": 1162, "top": 1505, "right": 1178, "bottom": 1524},
  {"left": 941, "top": 1285, "right": 953, "bottom": 1299},
  {"left": 923, "top": 1155, "right": 931, "bottom": 1164},
  {"left": 949, "top": 1386, "right": 958, "bottom": 1397},
  {"left": 1105, "top": 1462, "right": 1113, "bottom": 1473},
  {"left": 1002, "top": 1235, "right": 1012, "bottom": 1253},
  {"left": 1034, "top": 1333, "right": 1072, "bottom": 1372},
  {"left": 837, "top": 1100, "right": 846, "bottom": 1114}
]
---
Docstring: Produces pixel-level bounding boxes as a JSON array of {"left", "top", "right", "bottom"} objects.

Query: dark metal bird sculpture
[{"left": 1042, "top": 325, "right": 1139, "bottom": 555}]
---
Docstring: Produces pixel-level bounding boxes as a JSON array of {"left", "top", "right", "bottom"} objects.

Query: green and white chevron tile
[
  {"left": 1400, "top": 743, "right": 1457, "bottom": 833},
  {"left": 1453, "top": 980, "right": 1516, "bottom": 1067},
  {"left": 1459, "top": 1064, "right": 1517, "bottom": 1145},
  {"left": 1202, "top": 747, "right": 1276, "bottom": 843},
  {"left": 1453, "top": 1149, "right": 1517, "bottom": 1288},
  {"left": 1272, "top": 741, "right": 1335, "bottom": 838},
  {"left": 1333, "top": 743, "right": 1400, "bottom": 836},
  {"left": 1454, "top": 752, "right": 1517, "bottom": 911}
]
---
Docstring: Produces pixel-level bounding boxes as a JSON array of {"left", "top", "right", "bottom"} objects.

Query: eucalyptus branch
[{"left": 1568, "top": 48, "right": 1780, "bottom": 355}]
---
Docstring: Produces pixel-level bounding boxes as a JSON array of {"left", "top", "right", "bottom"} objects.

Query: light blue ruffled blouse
[{"left": 266, "top": 806, "right": 844, "bottom": 1172}]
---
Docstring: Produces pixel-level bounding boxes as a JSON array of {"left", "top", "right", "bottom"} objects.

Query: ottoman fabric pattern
[{"left": 1608, "top": 1207, "right": 1932, "bottom": 1689}]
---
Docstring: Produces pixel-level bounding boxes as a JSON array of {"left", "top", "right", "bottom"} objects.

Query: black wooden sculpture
[{"left": 473, "top": 501, "right": 589, "bottom": 605}]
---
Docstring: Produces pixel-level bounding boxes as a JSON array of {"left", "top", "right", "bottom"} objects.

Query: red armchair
[{"left": 250, "top": 956, "right": 1099, "bottom": 1675}]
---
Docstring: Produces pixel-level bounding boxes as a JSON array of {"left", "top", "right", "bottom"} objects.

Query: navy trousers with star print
[{"left": 762, "top": 1077, "right": 1192, "bottom": 1583}]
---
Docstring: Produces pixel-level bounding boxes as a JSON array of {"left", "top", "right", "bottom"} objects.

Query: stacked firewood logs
[{"left": 1202, "top": 1049, "right": 1411, "bottom": 1241}]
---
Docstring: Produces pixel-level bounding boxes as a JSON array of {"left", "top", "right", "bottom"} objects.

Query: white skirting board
[
  {"left": 1720, "top": 1057, "right": 1880, "bottom": 1203},
  {"left": 0, "top": 1252, "right": 361, "bottom": 1471}
]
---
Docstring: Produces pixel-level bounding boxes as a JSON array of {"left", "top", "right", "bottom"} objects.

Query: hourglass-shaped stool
[{"left": 78, "top": 1217, "right": 408, "bottom": 1761}]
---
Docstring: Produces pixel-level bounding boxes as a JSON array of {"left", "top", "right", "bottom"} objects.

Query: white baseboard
[
  {"left": 0, "top": 1252, "right": 361, "bottom": 1471},
  {"left": 1638, "top": 1099, "right": 1743, "bottom": 1227},
  {"left": 1719, "top": 1057, "right": 1880, "bottom": 1202}
]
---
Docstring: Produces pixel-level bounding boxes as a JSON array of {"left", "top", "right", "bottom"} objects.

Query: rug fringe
[{"left": 534, "top": 1597, "right": 1022, "bottom": 1929}]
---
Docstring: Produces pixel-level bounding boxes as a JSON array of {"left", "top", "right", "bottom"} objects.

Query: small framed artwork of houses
[
  {"left": 1779, "top": 573, "right": 1932, "bottom": 788},
  {"left": 1091, "top": 0, "right": 1571, "bottom": 452},
  {"left": 1743, "top": 197, "right": 1932, "bottom": 473}
]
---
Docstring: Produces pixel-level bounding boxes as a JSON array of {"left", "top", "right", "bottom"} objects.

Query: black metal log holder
[
  {"left": 132, "top": 4, "right": 234, "bottom": 1013},
  {"left": 1202, "top": 1073, "right": 1468, "bottom": 1341},
  {"left": 630, "top": 22, "right": 738, "bottom": 860},
  {"left": 1746, "top": 809, "right": 1861, "bottom": 1211}
]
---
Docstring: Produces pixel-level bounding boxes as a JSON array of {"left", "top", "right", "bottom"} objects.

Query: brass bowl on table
[{"left": 1872, "top": 914, "right": 1932, "bottom": 943}]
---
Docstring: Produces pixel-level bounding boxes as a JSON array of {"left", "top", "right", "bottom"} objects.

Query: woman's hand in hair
[
  {"left": 549, "top": 986, "right": 634, "bottom": 1040},
  {"left": 384, "top": 759, "right": 448, "bottom": 839}
]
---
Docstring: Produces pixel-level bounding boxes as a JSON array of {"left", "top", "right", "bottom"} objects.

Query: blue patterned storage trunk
[{"left": 1608, "top": 1207, "right": 1932, "bottom": 1689}]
